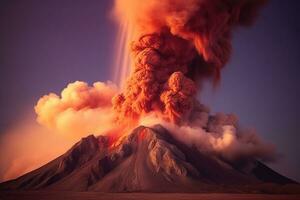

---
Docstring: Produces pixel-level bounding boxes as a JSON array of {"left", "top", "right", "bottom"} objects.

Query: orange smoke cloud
[
  {"left": 35, "top": 81, "right": 118, "bottom": 140},
  {"left": 160, "top": 72, "right": 196, "bottom": 124},
  {"left": 113, "top": 0, "right": 267, "bottom": 124}
]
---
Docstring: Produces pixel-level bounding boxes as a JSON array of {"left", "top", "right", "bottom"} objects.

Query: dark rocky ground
[{"left": 1, "top": 192, "right": 300, "bottom": 200}]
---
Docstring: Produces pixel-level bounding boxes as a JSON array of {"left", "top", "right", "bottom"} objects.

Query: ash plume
[
  {"left": 112, "top": 0, "right": 274, "bottom": 163},
  {"left": 113, "top": 0, "right": 267, "bottom": 123}
]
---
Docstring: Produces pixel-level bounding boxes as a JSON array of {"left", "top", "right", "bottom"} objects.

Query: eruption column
[{"left": 113, "top": 0, "right": 268, "bottom": 124}]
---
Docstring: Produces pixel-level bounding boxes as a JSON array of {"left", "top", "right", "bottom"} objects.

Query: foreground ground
[{"left": 1, "top": 192, "right": 300, "bottom": 200}]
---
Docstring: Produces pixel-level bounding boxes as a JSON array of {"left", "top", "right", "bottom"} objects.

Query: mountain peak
[{"left": 1, "top": 125, "right": 299, "bottom": 193}]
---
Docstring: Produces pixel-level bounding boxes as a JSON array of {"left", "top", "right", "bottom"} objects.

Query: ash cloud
[
  {"left": 113, "top": 0, "right": 267, "bottom": 123},
  {"left": 112, "top": 0, "right": 273, "bottom": 163}
]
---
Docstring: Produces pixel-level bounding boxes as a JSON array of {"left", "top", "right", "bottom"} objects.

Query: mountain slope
[{"left": 0, "top": 125, "right": 298, "bottom": 193}]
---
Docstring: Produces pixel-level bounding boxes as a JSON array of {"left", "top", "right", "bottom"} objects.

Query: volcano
[{"left": 0, "top": 125, "right": 298, "bottom": 193}]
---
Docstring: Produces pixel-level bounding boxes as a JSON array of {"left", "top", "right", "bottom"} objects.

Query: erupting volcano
[
  {"left": 0, "top": 125, "right": 297, "bottom": 193},
  {"left": 1, "top": 0, "right": 299, "bottom": 195}
]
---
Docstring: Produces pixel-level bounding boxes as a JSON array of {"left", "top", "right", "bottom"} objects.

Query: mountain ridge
[{"left": 0, "top": 125, "right": 299, "bottom": 193}]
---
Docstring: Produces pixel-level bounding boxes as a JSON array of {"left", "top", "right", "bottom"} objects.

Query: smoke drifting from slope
[
  {"left": 140, "top": 113, "right": 275, "bottom": 162},
  {"left": 113, "top": 0, "right": 267, "bottom": 123}
]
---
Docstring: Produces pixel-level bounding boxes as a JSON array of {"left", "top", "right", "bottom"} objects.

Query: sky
[{"left": 0, "top": 0, "right": 299, "bottom": 181}]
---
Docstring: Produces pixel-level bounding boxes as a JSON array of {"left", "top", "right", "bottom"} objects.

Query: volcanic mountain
[{"left": 0, "top": 125, "right": 299, "bottom": 193}]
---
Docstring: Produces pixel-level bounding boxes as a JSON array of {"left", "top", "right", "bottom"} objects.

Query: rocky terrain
[{"left": 0, "top": 125, "right": 299, "bottom": 193}]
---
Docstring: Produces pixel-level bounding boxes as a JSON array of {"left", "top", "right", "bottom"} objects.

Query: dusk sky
[{"left": 0, "top": 0, "right": 299, "bottom": 181}]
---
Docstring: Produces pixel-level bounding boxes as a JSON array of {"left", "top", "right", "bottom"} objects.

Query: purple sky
[{"left": 0, "top": 0, "right": 299, "bottom": 181}]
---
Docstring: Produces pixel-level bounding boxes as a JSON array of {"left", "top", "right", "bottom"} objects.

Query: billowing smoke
[
  {"left": 112, "top": 0, "right": 274, "bottom": 163},
  {"left": 36, "top": 0, "right": 272, "bottom": 163},
  {"left": 35, "top": 81, "right": 119, "bottom": 140},
  {"left": 113, "top": 0, "right": 267, "bottom": 123},
  {"left": 140, "top": 112, "right": 275, "bottom": 162}
]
